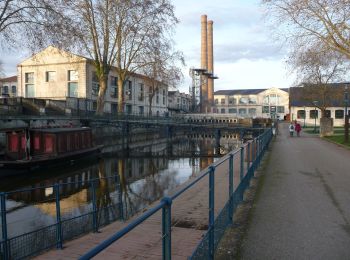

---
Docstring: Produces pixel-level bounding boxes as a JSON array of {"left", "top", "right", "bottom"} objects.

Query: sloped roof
[
  {"left": 290, "top": 83, "right": 347, "bottom": 107},
  {"left": 214, "top": 88, "right": 288, "bottom": 96},
  {"left": 0, "top": 76, "right": 17, "bottom": 83}
]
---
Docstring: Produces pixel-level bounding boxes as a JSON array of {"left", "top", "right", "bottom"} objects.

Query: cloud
[{"left": 215, "top": 41, "right": 284, "bottom": 63}]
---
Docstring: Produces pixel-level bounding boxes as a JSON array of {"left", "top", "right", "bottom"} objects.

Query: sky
[{"left": 0, "top": 0, "right": 294, "bottom": 93}]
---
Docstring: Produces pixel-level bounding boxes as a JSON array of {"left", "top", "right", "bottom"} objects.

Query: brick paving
[{"left": 35, "top": 152, "right": 248, "bottom": 259}]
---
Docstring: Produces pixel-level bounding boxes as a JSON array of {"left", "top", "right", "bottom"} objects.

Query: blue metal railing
[
  {"left": 79, "top": 128, "right": 273, "bottom": 260},
  {"left": 0, "top": 175, "right": 123, "bottom": 260}
]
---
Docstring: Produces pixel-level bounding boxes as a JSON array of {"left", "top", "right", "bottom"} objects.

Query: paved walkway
[{"left": 241, "top": 122, "right": 350, "bottom": 259}]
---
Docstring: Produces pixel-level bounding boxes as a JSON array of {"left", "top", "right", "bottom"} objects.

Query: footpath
[{"left": 237, "top": 122, "right": 350, "bottom": 259}]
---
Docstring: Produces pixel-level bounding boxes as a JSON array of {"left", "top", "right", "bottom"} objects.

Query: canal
[{"left": 0, "top": 134, "right": 242, "bottom": 247}]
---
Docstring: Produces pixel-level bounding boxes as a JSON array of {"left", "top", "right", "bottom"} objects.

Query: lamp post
[
  {"left": 303, "top": 106, "right": 306, "bottom": 128},
  {"left": 345, "top": 85, "right": 349, "bottom": 143},
  {"left": 313, "top": 101, "right": 318, "bottom": 133}
]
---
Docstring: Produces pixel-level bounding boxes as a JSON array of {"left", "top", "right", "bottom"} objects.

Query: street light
[
  {"left": 345, "top": 85, "right": 349, "bottom": 143},
  {"left": 313, "top": 101, "right": 318, "bottom": 133}
]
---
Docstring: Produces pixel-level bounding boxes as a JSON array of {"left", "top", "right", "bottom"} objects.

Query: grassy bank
[{"left": 324, "top": 135, "right": 350, "bottom": 148}]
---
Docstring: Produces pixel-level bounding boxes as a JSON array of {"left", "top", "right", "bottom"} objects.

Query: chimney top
[{"left": 201, "top": 15, "right": 207, "bottom": 22}]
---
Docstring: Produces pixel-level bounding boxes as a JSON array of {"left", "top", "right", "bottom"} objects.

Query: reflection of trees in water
[
  {"left": 117, "top": 157, "right": 179, "bottom": 219},
  {"left": 95, "top": 159, "right": 118, "bottom": 225}
]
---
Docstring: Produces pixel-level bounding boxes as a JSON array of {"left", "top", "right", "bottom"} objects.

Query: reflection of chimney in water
[
  {"left": 201, "top": 15, "right": 208, "bottom": 112},
  {"left": 207, "top": 20, "right": 214, "bottom": 112}
]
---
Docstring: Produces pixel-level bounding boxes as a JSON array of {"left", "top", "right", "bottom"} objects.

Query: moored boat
[{"left": 0, "top": 127, "right": 102, "bottom": 177}]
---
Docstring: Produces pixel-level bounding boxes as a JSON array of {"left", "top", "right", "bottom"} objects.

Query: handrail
[
  {"left": 78, "top": 128, "right": 273, "bottom": 260},
  {"left": 79, "top": 200, "right": 167, "bottom": 260}
]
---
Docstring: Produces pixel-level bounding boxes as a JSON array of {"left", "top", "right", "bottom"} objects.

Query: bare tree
[
  {"left": 262, "top": 0, "right": 350, "bottom": 59},
  {"left": 0, "top": 0, "right": 63, "bottom": 47},
  {"left": 140, "top": 39, "right": 184, "bottom": 116},
  {"left": 289, "top": 43, "right": 348, "bottom": 117},
  {"left": 112, "top": 0, "right": 178, "bottom": 113}
]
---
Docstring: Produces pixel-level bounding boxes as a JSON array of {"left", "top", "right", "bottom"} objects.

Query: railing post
[
  {"left": 54, "top": 184, "right": 63, "bottom": 249},
  {"left": 91, "top": 180, "right": 98, "bottom": 232},
  {"left": 229, "top": 154, "right": 234, "bottom": 224},
  {"left": 240, "top": 147, "right": 244, "bottom": 180},
  {"left": 208, "top": 166, "right": 215, "bottom": 259},
  {"left": 247, "top": 142, "right": 251, "bottom": 172},
  {"left": 0, "top": 192, "right": 8, "bottom": 260},
  {"left": 161, "top": 197, "right": 172, "bottom": 260}
]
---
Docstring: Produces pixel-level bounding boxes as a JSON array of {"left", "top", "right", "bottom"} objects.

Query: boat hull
[{"left": 0, "top": 146, "right": 102, "bottom": 177}]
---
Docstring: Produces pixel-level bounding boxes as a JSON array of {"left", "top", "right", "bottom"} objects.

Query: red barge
[{"left": 0, "top": 127, "right": 102, "bottom": 176}]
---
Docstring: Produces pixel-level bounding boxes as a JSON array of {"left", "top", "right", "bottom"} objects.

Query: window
[
  {"left": 270, "top": 94, "right": 277, "bottom": 105},
  {"left": 221, "top": 108, "right": 225, "bottom": 113},
  {"left": 3, "top": 86, "right": 8, "bottom": 94},
  {"left": 221, "top": 98, "right": 225, "bottom": 104},
  {"left": 335, "top": 110, "right": 344, "bottom": 119},
  {"left": 297, "top": 110, "right": 305, "bottom": 119},
  {"left": 68, "top": 70, "right": 78, "bottom": 81},
  {"left": 262, "top": 106, "right": 269, "bottom": 113},
  {"left": 25, "top": 72, "right": 35, "bottom": 97},
  {"left": 163, "top": 97, "right": 166, "bottom": 105},
  {"left": 156, "top": 95, "right": 159, "bottom": 104},
  {"left": 25, "top": 72, "right": 34, "bottom": 84},
  {"left": 249, "top": 97, "right": 257, "bottom": 104},
  {"left": 228, "top": 108, "right": 237, "bottom": 113},
  {"left": 11, "top": 86, "right": 16, "bottom": 96},
  {"left": 68, "top": 82, "right": 78, "bottom": 97},
  {"left": 45, "top": 71, "right": 56, "bottom": 82},
  {"left": 110, "top": 76, "right": 118, "bottom": 98},
  {"left": 68, "top": 70, "right": 78, "bottom": 97},
  {"left": 277, "top": 106, "right": 285, "bottom": 113},
  {"left": 263, "top": 96, "right": 269, "bottom": 105},
  {"left": 215, "top": 99, "right": 218, "bottom": 104},
  {"left": 239, "top": 97, "right": 248, "bottom": 104},
  {"left": 310, "top": 110, "right": 318, "bottom": 119},
  {"left": 139, "top": 106, "right": 144, "bottom": 115},
  {"left": 126, "top": 80, "right": 132, "bottom": 100},
  {"left": 138, "top": 83, "right": 144, "bottom": 101},
  {"left": 325, "top": 110, "right": 331, "bottom": 118},
  {"left": 126, "top": 104, "right": 132, "bottom": 114},
  {"left": 239, "top": 108, "right": 246, "bottom": 115},
  {"left": 91, "top": 72, "right": 99, "bottom": 96},
  {"left": 228, "top": 97, "right": 236, "bottom": 105},
  {"left": 248, "top": 108, "right": 257, "bottom": 115}
]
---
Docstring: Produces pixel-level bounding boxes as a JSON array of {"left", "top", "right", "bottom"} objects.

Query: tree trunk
[
  {"left": 96, "top": 74, "right": 108, "bottom": 115},
  {"left": 117, "top": 77, "right": 124, "bottom": 113},
  {"left": 148, "top": 94, "right": 153, "bottom": 116}
]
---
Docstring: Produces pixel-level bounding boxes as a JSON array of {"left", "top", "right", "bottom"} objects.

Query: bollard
[
  {"left": 54, "top": 184, "right": 63, "bottom": 249},
  {"left": 229, "top": 154, "right": 234, "bottom": 224},
  {"left": 0, "top": 192, "right": 8, "bottom": 260},
  {"left": 208, "top": 166, "right": 215, "bottom": 259},
  {"left": 91, "top": 180, "right": 98, "bottom": 232},
  {"left": 161, "top": 197, "right": 172, "bottom": 260}
]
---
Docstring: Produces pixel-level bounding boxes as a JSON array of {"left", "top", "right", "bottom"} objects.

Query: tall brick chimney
[
  {"left": 201, "top": 15, "right": 208, "bottom": 112},
  {"left": 207, "top": 20, "right": 214, "bottom": 111}
]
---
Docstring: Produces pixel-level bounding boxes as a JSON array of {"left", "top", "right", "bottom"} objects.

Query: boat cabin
[{"left": 5, "top": 128, "right": 94, "bottom": 160}]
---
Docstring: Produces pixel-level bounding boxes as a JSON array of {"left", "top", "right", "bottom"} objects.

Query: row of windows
[
  {"left": 215, "top": 94, "right": 283, "bottom": 106},
  {"left": 0, "top": 85, "right": 16, "bottom": 95},
  {"left": 297, "top": 109, "right": 350, "bottom": 119},
  {"left": 217, "top": 106, "right": 285, "bottom": 114}
]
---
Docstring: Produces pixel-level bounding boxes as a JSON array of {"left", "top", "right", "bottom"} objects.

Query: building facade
[
  {"left": 17, "top": 46, "right": 168, "bottom": 115},
  {"left": 214, "top": 87, "right": 289, "bottom": 119},
  {"left": 168, "top": 90, "right": 192, "bottom": 114},
  {"left": 289, "top": 84, "right": 349, "bottom": 127},
  {"left": 0, "top": 76, "right": 17, "bottom": 97}
]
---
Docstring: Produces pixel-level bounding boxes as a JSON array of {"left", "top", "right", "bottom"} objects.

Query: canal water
[{"left": 0, "top": 135, "right": 241, "bottom": 241}]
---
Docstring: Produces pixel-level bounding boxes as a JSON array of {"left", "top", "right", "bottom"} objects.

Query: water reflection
[{"left": 2, "top": 136, "right": 240, "bottom": 239}]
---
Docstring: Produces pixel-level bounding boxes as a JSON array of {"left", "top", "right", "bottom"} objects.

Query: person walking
[
  {"left": 295, "top": 121, "right": 302, "bottom": 137},
  {"left": 289, "top": 122, "right": 294, "bottom": 137}
]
